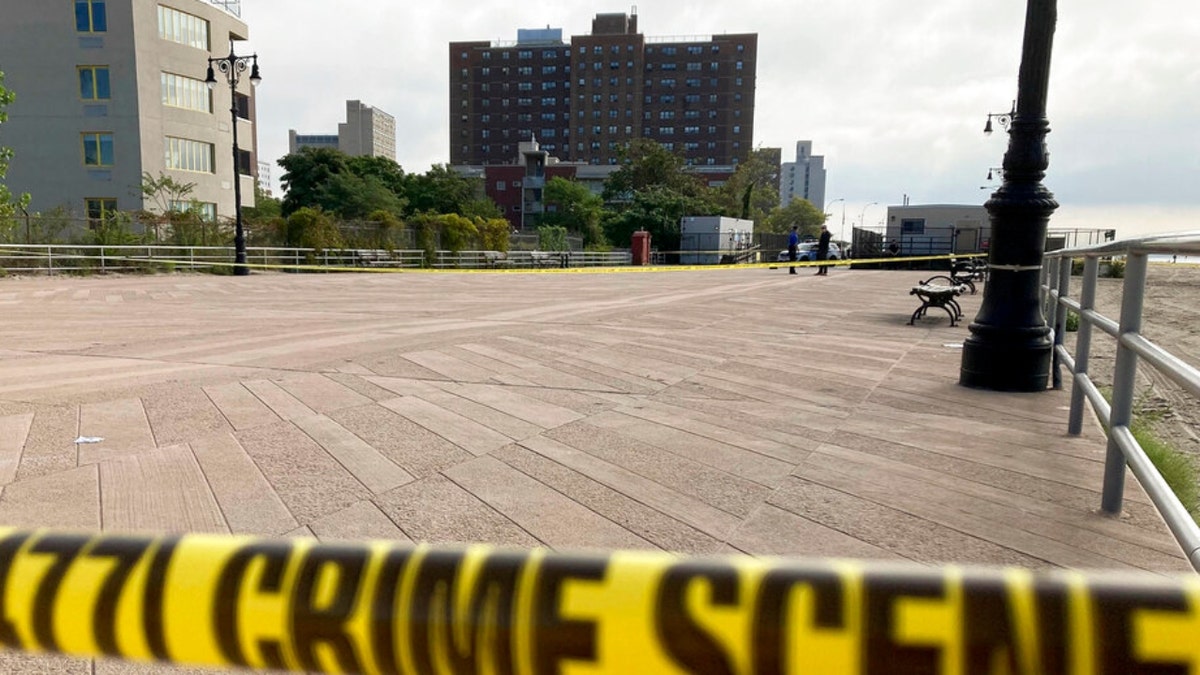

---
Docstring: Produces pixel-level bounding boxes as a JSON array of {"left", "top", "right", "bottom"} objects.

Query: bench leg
[
  {"left": 909, "top": 303, "right": 927, "bottom": 325},
  {"left": 942, "top": 303, "right": 959, "bottom": 326}
]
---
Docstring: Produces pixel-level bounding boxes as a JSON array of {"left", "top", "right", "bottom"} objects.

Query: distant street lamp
[
  {"left": 858, "top": 201, "right": 878, "bottom": 230},
  {"left": 983, "top": 101, "right": 1016, "bottom": 135},
  {"left": 961, "top": 0, "right": 1059, "bottom": 391},
  {"left": 206, "top": 41, "right": 260, "bottom": 276},
  {"left": 827, "top": 197, "right": 845, "bottom": 240}
]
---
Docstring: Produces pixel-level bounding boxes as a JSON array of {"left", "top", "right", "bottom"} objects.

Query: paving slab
[
  {"left": 189, "top": 431, "right": 298, "bottom": 536},
  {"left": 98, "top": 445, "right": 227, "bottom": 534}
]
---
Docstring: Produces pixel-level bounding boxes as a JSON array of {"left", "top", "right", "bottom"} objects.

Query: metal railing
[
  {"left": 1043, "top": 231, "right": 1200, "bottom": 570},
  {"left": 0, "top": 245, "right": 633, "bottom": 273}
]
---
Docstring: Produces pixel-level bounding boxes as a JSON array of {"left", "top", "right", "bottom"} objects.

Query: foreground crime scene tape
[{"left": 1, "top": 528, "right": 1199, "bottom": 673}]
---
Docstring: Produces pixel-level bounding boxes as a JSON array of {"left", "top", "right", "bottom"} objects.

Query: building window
[
  {"left": 518, "top": 50, "right": 532, "bottom": 59},
  {"left": 157, "top": 5, "right": 210, "bottom": 50},
  {"left": 84, "top": 198, "right": 118, "bottom": 225},
  {"left": 78, "top": 66, "right": 111, "bottom": 100},
  {"left": 169, "top": 200, "right": 216, "bottom": 221},
  {"left": 161, "top": 72, "right": 211, "bottom": 112},
  {"left": 236, "top": 92, "right": 253, "bottom": 120},
  {"left": 81, "top": 132, "right": 114, "bottom": 166},
  {"left": 901, "top": 219, "right": 926, "bottom": 235},
  {"left": 237, "top": 149, "right": 253, "bottom": 176},
  {"left": 164, "top": 136, "right": 214, "bottom": 173},
  {"left": 75, "top": 0, "right": 107, "bottom": 32}
]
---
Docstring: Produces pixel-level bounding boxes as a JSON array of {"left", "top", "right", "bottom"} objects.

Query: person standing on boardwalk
[
  {"left": 787, "top": 225, "right": 799, "bottom": 275},
  {"left": 815, "top": 224, "right": 832, "bottom": 275}
]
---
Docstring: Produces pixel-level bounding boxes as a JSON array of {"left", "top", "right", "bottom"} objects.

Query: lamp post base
[{"left": 959, "top": 328, "right": 1052, "bottom": 391}]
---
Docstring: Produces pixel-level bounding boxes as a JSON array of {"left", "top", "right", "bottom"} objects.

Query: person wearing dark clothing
[
  {"left": 787, "top": 226, "right": 799, "bottom": 274},
  {"left": 815, "top": 225, "right": 832, "bottom": 275}
]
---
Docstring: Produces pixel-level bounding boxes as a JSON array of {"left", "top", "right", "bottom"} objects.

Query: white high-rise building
[{"left": 779, "top": 140, "right": 826, "bottom": 212}]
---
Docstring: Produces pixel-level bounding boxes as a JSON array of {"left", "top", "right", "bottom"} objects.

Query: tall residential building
[
  {"left": 780, "top": 140, "right": 826, "bottom": 212},
  {"left": 0, "top": 0, "right": 257, "bottom": 223},
  {"left": 450, "top": 11, "right": 757, "bottom": 167},
  {"left": 288, "top": 100, "right": 396, "bottom": 160}
]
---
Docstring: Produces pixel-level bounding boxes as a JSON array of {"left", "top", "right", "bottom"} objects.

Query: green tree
[
  {"left": 764, "top": 198, "right": 826, "bottom": 236},
  {"left": 544, "top": 177, "right": 606, "bottom": 248},
  {"left": 401, "top": 165, "right": 479, "bottom": 216},
  {"left": 277, "top": 147, "right": 351, "bottom": 216},
  {"left": 1, "top": 70, "right": 31, "bottom": 225},
  {"left": 323, "top": 171, "right": 405, "bottom": 220},
  {"left": 603, "top": 139, "right": 707, "bottom": 202},
  {"left": 715, "top": 149, "right": 781, "bottom": 224},
  {"left": 346, "top": 155, "right": 407, "bottom": 195},
  {"left": 603, "top": 186, "right": 719, "bottom": 252}
]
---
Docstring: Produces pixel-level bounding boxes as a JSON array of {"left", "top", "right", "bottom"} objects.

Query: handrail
[
  {"left": 0, "top": 245, "right": 634, "bottom": 273},
  {"left": 1043, "top": 232, "right": 1200, "bottom": 571}
]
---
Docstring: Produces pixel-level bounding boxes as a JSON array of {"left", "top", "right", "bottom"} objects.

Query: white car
[{"left": 777, "top": 242, "right": 841, "bottom": 262}]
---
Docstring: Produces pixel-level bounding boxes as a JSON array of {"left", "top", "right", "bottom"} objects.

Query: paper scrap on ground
[{"left": 74, "top": 436, "right": 104, "bottom": 444}]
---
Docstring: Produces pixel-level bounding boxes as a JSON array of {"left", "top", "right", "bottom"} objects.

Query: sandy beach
[{"left": 1072, "top": 263, "right": 1200, "bottom": 459}]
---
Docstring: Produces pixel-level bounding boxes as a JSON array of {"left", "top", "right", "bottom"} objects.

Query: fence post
[
  {"left": 1052, "top": 257, "right": 1071, "bottom": 389},
  {"left": 1068, "top": 256, "right": 1099, "bottom": 434},
  {"left": 1100, "top": 252, "right": 1148, "bottom": 515},
  {"left": 47, "top": 246, "right": 53, "bottom": 275}
]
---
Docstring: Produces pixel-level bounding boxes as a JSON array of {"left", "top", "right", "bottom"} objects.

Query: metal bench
[
  {"left": 355, "top": 250, "right": 398, "bottom": 267},
  {"left": 909, "top": 277, "right": 969, "bottom": 326},
  {"left": 483, "top": 251, "right": 510, "bottom": 268},
  {"left": 949, "top": 258, "right": 987, "bottom": 294},
  {"left": 529, "top": 251, "right": 569, "bottom": 268}
]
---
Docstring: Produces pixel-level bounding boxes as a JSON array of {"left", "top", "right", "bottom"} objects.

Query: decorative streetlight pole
[
  {"left": 827, "top": 197, "right": 845, "bottom": 240},
  {"left": 206, "top": 41, "right": 260, "bottom": 276},
  {"left": 858, "top": 201, "right": 878, "bottom": 231},
  {"left": 960, "top": 0, "right": 1058, "bottom": 391}
]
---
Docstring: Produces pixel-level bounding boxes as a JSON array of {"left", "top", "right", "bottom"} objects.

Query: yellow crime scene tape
[{"left": 1, "top": 527, "right": 1198, "bottom": 674}]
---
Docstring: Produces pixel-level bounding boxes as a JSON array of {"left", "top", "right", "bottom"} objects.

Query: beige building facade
[
  {"left": 0, "top": 0, "right": 257, "bottom": 224},
  {"left": 288, "top": 100, "right": 397, "bottom": 160}
]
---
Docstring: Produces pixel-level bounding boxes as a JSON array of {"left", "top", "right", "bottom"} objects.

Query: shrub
[
  {"left": 285, "top": 208, "right": 343, "bottom": 263},
  {"left": 1065, "top": 310, "right": 1079, "bottom": 332},
  {"left": 1102, "top": 258, "right": 1126, "bottom": 279}
]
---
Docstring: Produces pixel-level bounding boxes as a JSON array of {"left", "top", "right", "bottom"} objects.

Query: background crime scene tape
[
  {"left": 1, "top": 528, "right": 1198, "bottom": 674},
  {"left": 0, "top": 247, "right": 981, "bottom": 275}
]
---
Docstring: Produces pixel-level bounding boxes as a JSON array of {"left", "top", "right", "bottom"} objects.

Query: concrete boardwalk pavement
[{"left": 0, "top": 266, "right": 1190, "bottom": 671}]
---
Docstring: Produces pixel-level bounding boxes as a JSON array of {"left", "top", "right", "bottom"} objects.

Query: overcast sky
[{"left": 240, "top": 0, "right": 1199, "bottom": 239}]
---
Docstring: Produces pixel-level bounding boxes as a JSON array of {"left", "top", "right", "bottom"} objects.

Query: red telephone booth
[{"left": 631, "top": 230, "right": 651, "bottom": 265}]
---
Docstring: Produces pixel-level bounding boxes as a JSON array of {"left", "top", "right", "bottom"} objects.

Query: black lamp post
[
  {"left": 206, "top": 41, "right": 260, "bottom": 276},
  {"left": 960, "top": 0, "right": 1058, "bottom": 391}
]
